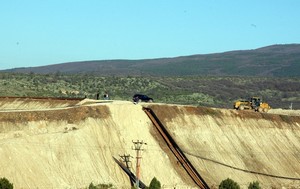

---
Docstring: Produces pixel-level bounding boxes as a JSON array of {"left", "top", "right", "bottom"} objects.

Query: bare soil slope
[
  {"left": 0, "top": 97, "right": 81, "bottom": 110},
  {"left": 0, "top": 98, "right": 300, "bottom": 189},
  {"left": 148, "top": 105, "right": 300, "bottom": 188},
  {"left": 0, "top": 99, "right": 195, "bottom": 189}
]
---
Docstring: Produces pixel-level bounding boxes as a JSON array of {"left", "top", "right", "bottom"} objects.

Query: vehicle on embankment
[{"left": 234, "top": 96, "right": 271, "bottom": 112}]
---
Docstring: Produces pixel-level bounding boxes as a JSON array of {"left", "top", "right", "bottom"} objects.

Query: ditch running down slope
[{"left": 0, "top": 98, "right": 299, "bottom": 188}]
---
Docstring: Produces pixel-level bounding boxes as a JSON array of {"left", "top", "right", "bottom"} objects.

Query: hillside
[
  {"left": 0, "top": 97, "right": 300, "bottom": 188},
  {"left": 2, "top": 44, "right": 300, "bottom": 77},
  {"left": 0, "top": 73, "right": 299, "bottom": 109}
]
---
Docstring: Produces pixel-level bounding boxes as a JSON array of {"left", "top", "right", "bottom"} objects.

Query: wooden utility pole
[
  {"left": 132, "top": 140, "right": 147, "bottom": 189},
  {"left": 120, "top": 154, "right": 134, "bottom": 187}
]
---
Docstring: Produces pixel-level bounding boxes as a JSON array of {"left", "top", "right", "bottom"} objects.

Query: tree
[
  {"left": 148, "top": 177, "right": 161, "bottom": 189},
  {"left": 0, "top": 177, "right": 13, "bottom": 189},
  {"left": 248, "top": 181, "right": 261, "bottom": 189},
  {"left": 219, "top": 178, "right": 240, "bottom": 189}
]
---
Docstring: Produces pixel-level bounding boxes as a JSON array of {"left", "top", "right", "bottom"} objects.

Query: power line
[{"left": 184, "top": 150, "right": 300, "bottom": 180}]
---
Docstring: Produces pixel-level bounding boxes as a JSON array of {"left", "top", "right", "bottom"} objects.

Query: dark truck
[{"left": 132, "top": 94, "right": 153, "bottom": 103}]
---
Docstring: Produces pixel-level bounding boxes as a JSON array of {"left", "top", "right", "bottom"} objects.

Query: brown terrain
[{"left": 0, "top": 97, "right": 300, "bottom": 189}]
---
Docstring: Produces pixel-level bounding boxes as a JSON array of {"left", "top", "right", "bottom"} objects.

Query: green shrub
[
  {"left": 248, "top": 181, "right": 261, "bottom": 189},
  {"left": 0, "top": 177, "right": 13, "bottom": 189},
  {"left": 219, "top": 178, "right": 240, "bottom": 189},
  {"left": 88, "top": 182, "right": 97, "bottom": 189},
  {"left": 88, "top": 182, "right": 115, "bottom": 189},
  {"left": 148, "top": 177, "right": 161, "bottom": 189}
]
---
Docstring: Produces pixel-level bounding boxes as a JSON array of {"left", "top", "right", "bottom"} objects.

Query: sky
[{"left": 1, "top": 0, "right": 300, "bottom": 70}]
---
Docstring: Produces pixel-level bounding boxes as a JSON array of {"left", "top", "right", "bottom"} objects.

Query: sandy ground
[
  {"left": 0, "top": 98, "right": 299, "bottom": 189},
  {"left": 148, "top": 105, "right": 300, "bottom": 189},
  {"left": 268, "top": 108, "right": 300, "bottom": 116},
  {"left": 0, "top": 99, "right": 195, "bottom": 189},
  {"left": 0, "top": 97, "right": 80, "bottom": 111}
]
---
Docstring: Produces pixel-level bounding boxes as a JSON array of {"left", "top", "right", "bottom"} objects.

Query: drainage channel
[{"left": 143, "top": 107, "right": 210, "bottom": 189}]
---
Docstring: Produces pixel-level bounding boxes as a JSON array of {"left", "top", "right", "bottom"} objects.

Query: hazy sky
[{"left": 1, "top": 0, "right": 299, "bottom": 70}]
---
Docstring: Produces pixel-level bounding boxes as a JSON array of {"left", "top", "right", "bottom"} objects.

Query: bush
[
  {"left": 0, "top": 177, "right": 13, "bottom": 189},
  {"left": 248, "top": 181, "right": 261, "bottom": 189},
  {"left": 219, "top": 178, "right": 240, "bottom": 189},
  {"left": 148, "top": 177, "right": 161, "bottom": 189},
  {"left": 88, "top": 182, "right": 115, "bottom": 189},
  {"left": 88, "top": 182, "right": 97, "bottom": 189}
]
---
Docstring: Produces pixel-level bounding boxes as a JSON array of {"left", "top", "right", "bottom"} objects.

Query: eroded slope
[
  {"left": 0, "top": 99, "right": 196, "bottom": 189},
  {"left": 0, "top": 97, "right": 81, "bottom": 110},
  {"left": 1, "top": 98, "right": 300, "bottom": 189},
  {"left": 148, "top": 105, "right": 300, "bottom": 188}
]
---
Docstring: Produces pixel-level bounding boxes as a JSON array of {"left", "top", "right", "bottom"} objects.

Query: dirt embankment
[
  {"left": 0, "top": 98, "right": 300, "bottom": 189},
  {"left": 0, "top": 97, "right": 81, "bottom": 110},
  {"left": 0, "top": 99, "right": 196, "bottom": 189},
  {"left": 148, "top": 105, "right": 300, "bottom": 188}
]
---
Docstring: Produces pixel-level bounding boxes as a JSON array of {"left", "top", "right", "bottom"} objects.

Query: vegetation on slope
[
  {"left": 0, "top": 177, "right": 13, "bottom": 189},
  {"left": 3, "top": 44, "right": 300, "bottom": 77},
  {"left": 0, "top": 73, "right": 299, "bottom": 109}
]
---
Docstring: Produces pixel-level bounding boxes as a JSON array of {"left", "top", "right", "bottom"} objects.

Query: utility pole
[
  {"left": 120, "top": 154, "right": 134, "bottom": 187},
  {"left": 120, "top": 154, "right": 133, "bottom": 170},
  {"left": 132, "top": 140, "right": 147, "bottom": 189}
]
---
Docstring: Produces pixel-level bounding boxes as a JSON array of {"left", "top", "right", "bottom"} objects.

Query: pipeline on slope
[{"left": 143, "top": 107, "right": 210, "bottom": 189}]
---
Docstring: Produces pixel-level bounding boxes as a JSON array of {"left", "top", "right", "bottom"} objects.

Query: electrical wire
[{"left": 184, "top": 150, "right": 300, "bottom": 181}]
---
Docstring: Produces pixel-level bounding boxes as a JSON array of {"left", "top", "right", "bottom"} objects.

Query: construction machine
[{"left": 234, "top": 97, "right": 271, "bottom": 112}]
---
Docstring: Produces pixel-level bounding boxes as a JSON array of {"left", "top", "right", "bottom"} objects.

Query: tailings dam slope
[
  {"left": 0, "top": 98, "right": 300, "bottom": 188},
  {"left": 0, "top": 98, "right": 195, "bottom": 189},
  {"left": 148, "top": 104, "right": 300, "bottom": 188}
]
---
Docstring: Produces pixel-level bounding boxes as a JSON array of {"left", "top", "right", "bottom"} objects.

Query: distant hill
[{"left": 3, "top": 44, "right": 300, "bottom": 77}]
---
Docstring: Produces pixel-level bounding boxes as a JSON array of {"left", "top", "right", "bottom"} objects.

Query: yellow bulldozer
[{"left": 234, "top": 97, "right": 271, "bottom": 112}]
